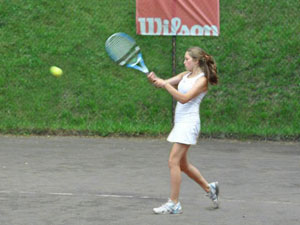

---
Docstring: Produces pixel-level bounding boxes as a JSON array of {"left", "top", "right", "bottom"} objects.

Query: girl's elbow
[{"left": 178, "top": 98, "right": 189, "bottom": 104}]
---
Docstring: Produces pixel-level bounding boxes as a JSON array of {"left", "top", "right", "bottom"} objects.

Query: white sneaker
[
  {"left": 153, "top": 199, "right": 183, "bottom": 214},
  {"left": 207, "top": 182, "right": 220, "bottom": 208}
]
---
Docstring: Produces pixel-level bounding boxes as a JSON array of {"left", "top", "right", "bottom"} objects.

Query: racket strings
[
  {"left": 105, "top": 35, "right": 136, "bottom": 62},
  {"left": 118, "top": 46, "right": 140, "bottom": 65},
  {"left": 105, "top": 32, "right": 149, "bottom": 73}
]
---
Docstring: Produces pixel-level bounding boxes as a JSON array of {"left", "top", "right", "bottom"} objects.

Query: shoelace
[
  {"left": 158, "top": 201, "right": 173, "bottom": 209},
  {"left": 206, "top": 187, "right": 217, "bottom": 200}
]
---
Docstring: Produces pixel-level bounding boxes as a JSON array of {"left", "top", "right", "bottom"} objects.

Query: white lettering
[
  {"left": 163, "top": 19, "right": 169, "bottom": 35},
  {"left": 191, "top": 25, "right": 203, "bottom": 35},
  {"left": 171, "top": 17, "right": 181, "bottom": 35},
  {"left": 138, "top": 18, "right": 146, "bottom": 34},
  {"left": 146, "top": 18, "right": 162, "bottom": 35},
  {"left": 211, "top": 25, "right": 219, "bottom": 36},
  {"left": 203, "top": 25, "right": 213, "bottom": 36},
  {"left": 138, "top": 17, "right": 219, "bottom": 36},
  {"left": 178, "top": 25, "right": 190, "bottom": 35}
]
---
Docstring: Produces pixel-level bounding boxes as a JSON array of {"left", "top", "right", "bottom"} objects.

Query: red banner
[{"left": 136, "top": 0, "right": 219, "bottom": 36}]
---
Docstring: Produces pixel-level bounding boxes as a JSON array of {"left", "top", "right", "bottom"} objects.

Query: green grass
[{"left": 0, "top": 0, "right": 299, "bottom": 140}]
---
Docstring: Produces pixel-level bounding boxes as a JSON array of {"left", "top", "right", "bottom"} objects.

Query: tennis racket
[{"left": 105, "top": 32, "right": 149, "bottom": 74}]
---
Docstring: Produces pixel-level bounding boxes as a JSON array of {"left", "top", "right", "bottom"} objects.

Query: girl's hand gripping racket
[{"left": 105, "top": 32, "right": 149, "bottom": 74}]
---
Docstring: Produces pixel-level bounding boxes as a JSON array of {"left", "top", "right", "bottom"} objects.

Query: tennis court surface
[{"left": 0, "top": 135, "right": 299, "bottom": 225}]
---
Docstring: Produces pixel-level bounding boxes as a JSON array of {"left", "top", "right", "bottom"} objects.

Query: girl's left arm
[{"left": 158, "top": 77, "right": 208, "bottom": 104}]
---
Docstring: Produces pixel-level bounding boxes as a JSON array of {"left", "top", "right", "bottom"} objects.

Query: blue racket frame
[
  {"left": 125, "top": 52, "right": 149, "bottom": 74},
  {"left": 105, "top": 32, "right": 149, "bottom": 74}
]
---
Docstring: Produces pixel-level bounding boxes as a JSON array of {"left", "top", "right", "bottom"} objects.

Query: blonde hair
[{"left": 187, "top": 47, "right": 218, "bottom": 85}]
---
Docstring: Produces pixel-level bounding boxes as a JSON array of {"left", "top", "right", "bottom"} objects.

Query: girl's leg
[
  {"left": 154, "top": 143, "right": 219, "bottom": 213},
  {"left": 180, "top": 150, "right": 210, "bottom": 193},
  {"left": 180, "top": 151, "right": 220, "bottom": 208},
  {"left": 168, "top": 143, "right": 190, "bottom": 203}
]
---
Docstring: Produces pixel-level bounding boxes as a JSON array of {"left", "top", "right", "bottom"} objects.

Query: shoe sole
[
  {"left": 171, "top": 209, "right": 183, "bottom": 214},
  {"left": 153, "top": 210, "right": 183, "bottom": 215},
  {"left": 153, "top": 207, "right": 183, "bottom": 215},
  {"left": 215, "top": 181, "right": 219, "bottom": 197},
  {"left": 214, "top": 181, "right": 220, "bottom": 208}
]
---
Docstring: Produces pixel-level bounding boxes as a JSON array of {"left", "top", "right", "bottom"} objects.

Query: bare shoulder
[
  {"left": 177, "top": 71, "right": 190, "bottom": 78},
  {"left": 195, "top": 75, "right": 208, "bottom": 88},
  {"left": 167, "top": 71, "right": 190, "bottom": 86},
  {"left": 198, "top": 74, "right": 208, "bottom": 82}
]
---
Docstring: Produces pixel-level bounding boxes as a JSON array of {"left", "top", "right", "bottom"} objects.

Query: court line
[
  {"left": 0, "top": 190, "right": 299, "bottom": 206},
  {"left": 0, "top": 190, "right": 158, "bottom": 200},
  {"left": 221, "top": 197, "right": 300, "bottom": 206}
]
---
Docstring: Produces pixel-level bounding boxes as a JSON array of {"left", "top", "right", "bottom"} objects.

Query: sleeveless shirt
[{"left": 174, "top": 72, "right": 207, "bottom": 124}]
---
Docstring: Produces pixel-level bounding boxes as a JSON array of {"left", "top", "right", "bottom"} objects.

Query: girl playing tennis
[{"left": 148, "top": 46, "right": 219, "bottom": 214}]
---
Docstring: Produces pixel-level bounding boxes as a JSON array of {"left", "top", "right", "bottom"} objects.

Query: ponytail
[
  {"left": 187, "top": 47, "right": 219, "bottom": 85},
  {"left": 202, "top": 53, "right": 218, "bottom": 85}
]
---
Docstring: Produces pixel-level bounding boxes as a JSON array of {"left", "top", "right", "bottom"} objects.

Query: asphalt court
[{"left": 0, "top": 135, "right": 299, "bottom": 225}]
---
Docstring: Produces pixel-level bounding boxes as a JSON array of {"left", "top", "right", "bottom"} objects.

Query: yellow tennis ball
[{"left": 50, "top": 66, "right": 63, "bottom": 77}]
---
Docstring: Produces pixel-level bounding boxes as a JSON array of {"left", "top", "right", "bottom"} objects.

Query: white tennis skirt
[{"left": 167, "top": 122, "right": 200, "bottom": 145}]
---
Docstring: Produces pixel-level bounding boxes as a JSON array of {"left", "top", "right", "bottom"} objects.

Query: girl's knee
[
  {"left": 168, "top": 158, "right": 180, "bottom": 169},
  {"left": 180, "top": 162, "right": 189, "bottom": 173}
]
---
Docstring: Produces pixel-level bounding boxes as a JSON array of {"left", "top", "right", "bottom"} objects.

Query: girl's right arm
[
  {"left": 148, "top": 71, "right": 188, "bottom": 87},
  {"left": 165, "top": 71, "right": 188, "bottom": 86}
]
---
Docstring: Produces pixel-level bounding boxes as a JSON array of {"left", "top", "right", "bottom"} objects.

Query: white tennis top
[{"left": 174, "top": 72, "right": 207, "bottom": 124}]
